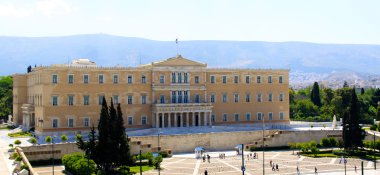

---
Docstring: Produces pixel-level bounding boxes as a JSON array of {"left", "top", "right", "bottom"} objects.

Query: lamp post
[
  {"left": 52, "top": 136, "right": 56, "bottom": 175},
  {"left": 262, "top": 114, "right": 265, "bottom": 175},
  {"left": 241, "top": 144, "right": 245, "bottom": 175},
  {"left": 157, "top": 128, "right": 161, "bottom": 175}
]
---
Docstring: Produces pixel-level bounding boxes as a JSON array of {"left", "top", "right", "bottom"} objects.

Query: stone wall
[{"left": 21, "top": 143, "right": 82, "bottom": 161}]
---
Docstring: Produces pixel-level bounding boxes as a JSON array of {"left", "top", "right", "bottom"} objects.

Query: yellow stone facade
[{"left": 13, "top": 56, "right": 289, "bottom": 135}]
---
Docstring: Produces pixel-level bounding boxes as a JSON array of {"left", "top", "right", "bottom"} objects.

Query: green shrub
[
  {"left": 160, "top": 151, "right": 168, "bottom": 158},
  {"left": 153, "top": 155, "right": 163, "bottom": 169},
  {"left": 8, "top": 131, "right": 32, "bottom": 137},
  {"left": 15, "top": 156, "right": 23, "bottom": 161},
  {"left": 320, "top": 138, "right": 331, "bottom": 147},
  {"left": 370, "top": 124, "right": 377, "bottom": 131},
  {"left": 20, "top": 164, "right": 29, "bottom": 171},
  {"left": 45, "top": 136, "right": 52, "bottom": 143},
  {"left": 249, "top": 146, "right": 255, "bottom": 152},
  {"left": 14, "top": 140, "right": 21, "bottom": 146},
  {"left": 30, "top": 137, "right": 38, "bottom": 145},
  {"left": 62, "top": 153, "right": 96, "bottom": 175},
  {"left": 329, "top": 138, "right": 337, "bottom": 147},
  {"left": 60, "top": 134, "right": 68, "bottom": 142},
  {"left": 11, "top": 152, "right": 18, "bottom": 159}
]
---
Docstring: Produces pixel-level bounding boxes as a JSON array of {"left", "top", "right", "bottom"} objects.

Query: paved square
[{"left": 144, "top": 150, "right": 380, "bottom": 175}]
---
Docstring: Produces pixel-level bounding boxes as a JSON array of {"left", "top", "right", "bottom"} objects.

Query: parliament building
[{"left": 13, "top": 55, "right": 290, "bottom": 135}]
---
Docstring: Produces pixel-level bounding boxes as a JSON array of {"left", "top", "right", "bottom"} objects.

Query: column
[
  {"left": 204, "top": 111, "right": 207, "bottom": 126},
  {"left": 161, "top": 113, "right": 165, "bottom": 128},
  {"left": 192, "top": 112, "right": 195, "bottom": 127},
  {"left": 156, "top": 113, "right": 159, "bottom": 128},
  {"left": 168, "top": 112, "right": 171, "bottom": 128},
  {"left": 209, "top": 111, "right": 212, "bottom": 126},
  {"left": 198, "top": 112, "right": 201, "bottom": 127},
  {"left": 174, "top": 112, "right": 177, "bottom": 127},
  {"left": 180, "top": 113, "right": 183, "bottom": 127},
  {"left": 186, "top": 112, "right": 189, "bottom": 127}
]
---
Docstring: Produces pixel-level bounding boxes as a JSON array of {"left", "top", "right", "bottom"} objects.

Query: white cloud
[
  {"left": 0, "top": 4, "right": 33, "bottom": 17},
  {"left": 36, "top": 0, "right": 72, "bottom": 16}
]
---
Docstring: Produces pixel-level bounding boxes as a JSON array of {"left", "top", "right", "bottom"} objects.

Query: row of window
[
  {"left": 51, "top": 94, "right": 147, "bottom": 106},
  {"left": 51, "top": 92, "right": 284, "bottom": 106},
  {"left": 210, "top": 75, "right": 283, "bottom": 84},
  {"left": 50, "top": 112, "right": 285, "bottom": 128},
  {"left": 51, "top": 74, "right": 284, "bottom": 85}
]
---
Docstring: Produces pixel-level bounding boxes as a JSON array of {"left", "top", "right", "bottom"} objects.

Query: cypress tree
[
  {"left": 343, "top": 81, "right": 349, "bottom": 88},
  {"left": 310, "top": 82, "right": 321, "bottom": 107},
  {"left": 115, "top": 103, "right": 131, "bottom": 165},
  {"left": 96, "top": 96, "right": 112, "bottom": 172},
  {"left": 348, "top": 88, "right": 364, "bottom": 149}
]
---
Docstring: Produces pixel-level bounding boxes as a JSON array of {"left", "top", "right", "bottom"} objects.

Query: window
[
  {"left": 128, "top": 75, "right": 133, "bottom": 84},
  {"left": 141, "top": 75, "right": 146, "bottom": 84},
  {"left": 113, "top": 95, "right": 118, "bottom": 104},
  {"left": 234, "top": 113, "right": 239, "bottom": 121},
  {"left": 68, "top": 74, "right": 74, "bottom": 84},
  {"left": 211, "top": 114, "right": 216, "bottom": 122},
  {"left": 178, "top": 91, "right": 182, "bottom": 103},
  {"left": 223, "top": 113, "right": 228, "bottom": 122},
  {"left": 128, "top": 95, "right": 133, "bottom": 104},
  {"left": 257, "top": 112, "right": 263, "bottom": 120},
  {"left": 268, "top": 112, "right": 273, "bottom": 120},
  {"left": 160, "top": 75, "right": 165, "bottom": 84},
  {"left": 257, "top": 93, "right": 262, "bottom": 102},
  {"left": 280, "top": 112, "right": 284, "bottom": 120},
  {"left": 83, "top": 95, "right": 89, "bottom": 105},
  {"left": 245, "top": 75, "right": 250, "bottom": 84},
  {"left": 68, "top": 118, "right": 74, "bottom": 127},
  {"left": 68, "top": 95, "right": 74, "bottom": 106},
  {"left": 210, "top": 75, "right": 215, "bottom": 83},
  {"left": 222, "top": 93, "right": 227, "bottom": 103},
  {"left": 113, "top": 74, "right": 119, "bottom": 84},
  {"left": 98, "top": 74, "right": 104, "bottom": 84},
  {"left": 210, "top": 94, "right": 216, "bottom": 103},
  {"left": 98, "top": 95, "right": 104, "bottom": 105},
  {"left": 184, "top": 91, "right": 189, "bottom": 103},
  {"left": 52, "top": 96, "right": 58, "bottom": 106},
  {"left": 234, "top": 93, "right": 239, "bottom": 103},
  {"left": 184, "top": 73, "right": 188, "bottom": 83},
  {"left": 160, "top": 95, "right": 165, "bottom": 104},
  {"left": 257, "top": 76, "right": 261, "bottom": 83},
  {"left": 83, "top": 74, "right": 89, "bottom": 84},
  {"left": 52, "top": 74, "right": 58, "bottom": 84},
  {"left": 246, "top": 113, "right": 251, "bottom": 121},
  {"left": 128, "top": 116, "right": 133, "bottom": 125},
  {"left": 245, "top": 93, "right": 250, "bottom": 102},
  {"left": 234, "top": 75, "right": 239, "bottom": 83},
  {"left": 195, "top": 76, "right": 199, "bottom": 84},
  {"left": 141, "top": 95, "right": 147, "bottom": 104},
  {"left": 279, "top": 93, "right": 284, "bottom": 102},
  {"left": 279, "top": 76, "right": 283, "bottom": 84},
  {"left": 141, "top": 116, "right": 147, "bottom": 125},
  {"left": 171, "top": 91, "right": 177, "bottom": 103},
  {"left": 84, "top": 118, "right": 90, "bottom": 127},
  {"left": 195, "top": 94, "right": 200, "bottom": 103},
  {"left": 52, "top": 119, "right": 58, "bottom": 128},
  {"left": 172, "top": 73, "right": 176, "bottom": 83},
  {"left": 268, "top": 75, "right": 272, "bottom": 83},
  {"left": 178, "top": 73, "right": 182, "bottom": 83},
  {"left": 222, "top": 75, "right": 227, "bottom": 84},
  {"left": 268, "top": 93, "right": 273, "bottom": 102}
]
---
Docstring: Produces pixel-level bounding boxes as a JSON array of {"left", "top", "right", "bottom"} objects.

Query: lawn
[
  {"left": 129, "top": 165, "right": 154, "bottom": 173},
  {"left": 301, "top": 149, "right": 380, "bottom": 159},
  {"left": 8, "top": 131, "right": 32, "bottom": 137}
]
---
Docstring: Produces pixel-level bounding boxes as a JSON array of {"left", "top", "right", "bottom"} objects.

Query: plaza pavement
[{"left": 144, "top": 150, "right": 380, "bottom": 175}]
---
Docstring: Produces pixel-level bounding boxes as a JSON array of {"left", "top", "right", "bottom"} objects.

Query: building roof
[{"left": 141, "top": 55, "right": 206, "bottom": 67}]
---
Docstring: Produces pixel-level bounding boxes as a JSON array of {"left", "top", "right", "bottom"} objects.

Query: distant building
[{"left": 13, "top": 55, "right": 290, "bottom": 135}]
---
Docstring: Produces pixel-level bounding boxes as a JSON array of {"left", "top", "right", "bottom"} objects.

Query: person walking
[
  {"left": 276, "top": 164, "right": 279, "bottom": 171},
  {"left": 297, "top": 165, "right": 300, "bottom": 175},
  {"left": 204, "top": 169, "right": 208, "bottom": 175},
  {"left": 207, "top": 154, "right": 210, "bottom": 163},
  {"left": 270, "top": 160, "right": 272, "bottom": 166},
  {"left": 315, "top": 166, "right": 318, "bottom": 174},
  {"left": 272, "top": 164, "right": 275, "bottom": 171}
]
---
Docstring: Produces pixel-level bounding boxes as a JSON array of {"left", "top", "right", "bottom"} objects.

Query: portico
[{"left": 152, "top": 103, "right": 213, "bottom": 128}]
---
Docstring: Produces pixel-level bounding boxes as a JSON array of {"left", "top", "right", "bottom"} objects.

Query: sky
[{"left": 0, "top": 0, "right": 380, "bottom": 44}]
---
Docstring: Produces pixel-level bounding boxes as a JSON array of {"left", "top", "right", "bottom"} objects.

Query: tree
[
  {"left": 96, "top": 96, "right": 112, "bottom": 172},
  {"left": 371, "top": 88, "right": 380, "bottom": 107},
  {"left": 361, "top": 88, "right": 365, "bottom": 95},
  {"left": 45, "top": 136, "right": 52, "bottom": 143},
  {"left": 30, "top": 138, "right": 38, "bottom": 145},
  {"left": 348, "top": 88, "right": 365, "bottom": 149},
  {"left": 60, "top": 134, "right": 68, "bottom": 143},
  {"left": 310, "top": 82, "right": 321, "bottom": 107},
  {"left": 0, "top": 76, "right": 12, "bottom": 121},
  {"left": 115, "top": 103, "right": 131, "bottom": 165},
  {"left": 343, "top": 81, "right": 349, "bottom": 88},
  {"left": 377, "top": 105, "right": 380, "bottom": 120},
  {"left": 322, "top": 88, "right": 334, "bottom": 105}
]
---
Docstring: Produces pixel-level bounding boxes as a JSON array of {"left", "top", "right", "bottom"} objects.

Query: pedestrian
[
  {"left": 270, "top": 160, "right": 272, "bottom": 166},
  {"left": 355, "top": 165, "right": 357, "bottom": 172},
  {"left": 272, "top": 164, "right": 275, "bottom": 171},
  {"left": 207, "top": 154, "right": 210, "bottom": 163},
  {"left": 297, "top": 166, "right": 300, "bottom": 174},
  {"left": 315, "top": 166, "right": 318, "bottom": 174},
  {"left": 204, "top": 169, "right": 208, "bottom": 175},
  {"left": 276, "top": 164, "right": 279, "bottom": 171},
  {"left": 203, "top": 155, "right": 206, "bottom": 162}
]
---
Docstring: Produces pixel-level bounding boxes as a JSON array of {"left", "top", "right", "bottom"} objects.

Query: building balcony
[{"left": 152, "top": 102, "right": 213, "bottom": 113}]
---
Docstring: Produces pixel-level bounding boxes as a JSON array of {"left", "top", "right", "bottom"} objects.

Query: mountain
[{"left": 1, "top": 34, "right": 380, "bottom": 77}]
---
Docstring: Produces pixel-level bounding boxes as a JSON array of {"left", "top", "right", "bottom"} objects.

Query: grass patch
[
  {"left": 363, "top": 127, "right": 370, "bottom": 131},
  {"left": 8, "top": 131, "right": 32, "bottom": 137},
  {"left": 300, "top": 149, "right": 380, "bottom": 159},
  {"left": 129, "top": 165, "right": 154, "bottom": 173}
]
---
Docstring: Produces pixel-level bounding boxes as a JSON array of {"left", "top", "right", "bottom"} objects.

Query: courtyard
[{"left": 144, "top": 150, "right": 379, "bottom": 175}]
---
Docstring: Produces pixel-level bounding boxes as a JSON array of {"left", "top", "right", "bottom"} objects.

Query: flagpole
[{"left": 176, "top": 38, "right": 179, "bottom": 55}]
